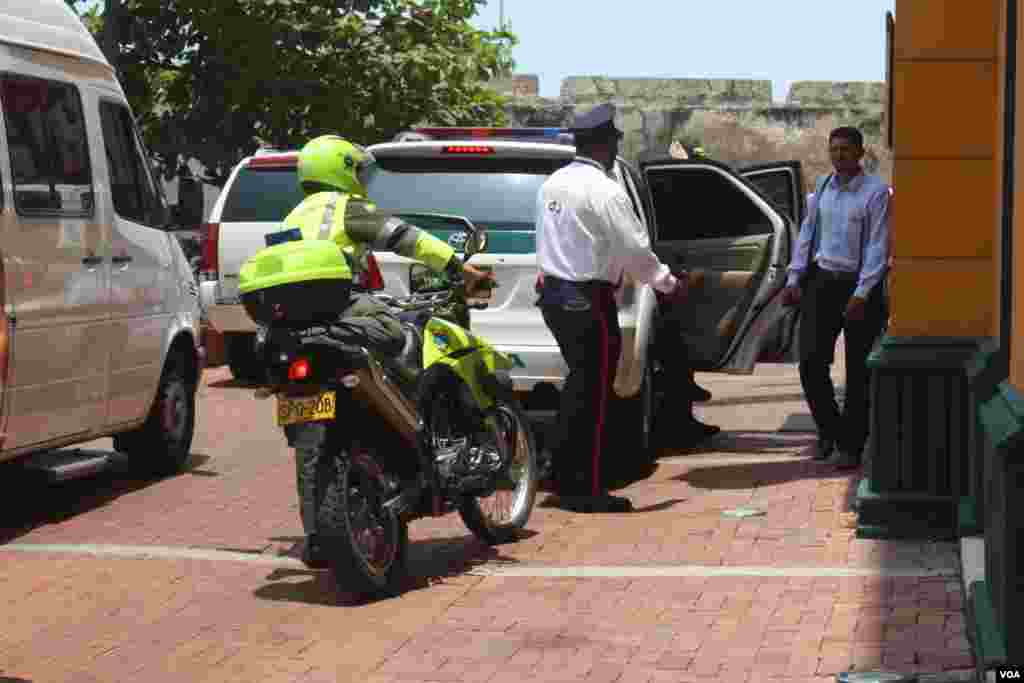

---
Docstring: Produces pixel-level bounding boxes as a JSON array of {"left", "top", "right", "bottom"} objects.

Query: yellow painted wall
[
  {"left": 888, "top": 0, "right": 1002, "bottom": 338},
  {"left": 1010, "top": 3, "right": 1024, "bottom": 391}
]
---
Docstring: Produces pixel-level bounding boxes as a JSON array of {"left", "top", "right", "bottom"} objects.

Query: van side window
[
  {"left": 0, "top": 75, "right": 93, "bottom": 216},
  {"left": 99, "top": 100, "right": 163, "bottom": 227}
]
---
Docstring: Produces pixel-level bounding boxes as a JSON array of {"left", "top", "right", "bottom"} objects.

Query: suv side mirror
[{"left": 463, "top": 227, "right": 487, "bottom": 258}]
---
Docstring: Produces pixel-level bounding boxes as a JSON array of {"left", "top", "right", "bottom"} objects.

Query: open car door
[
  {"left": 739, "top": 161, "right": 806, "bottom": 362},
  {"left": 640, "top": 156, "right": 796, "bottom": 373}
]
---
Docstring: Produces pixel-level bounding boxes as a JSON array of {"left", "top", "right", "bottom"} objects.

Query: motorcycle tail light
[{"left": 288, "top": 358, "right": 311, "bottom": 381}]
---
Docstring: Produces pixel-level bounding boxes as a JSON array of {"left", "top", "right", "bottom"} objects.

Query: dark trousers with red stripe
[{"left": 539, "top": 278, "right": 622, "bottom": 497}]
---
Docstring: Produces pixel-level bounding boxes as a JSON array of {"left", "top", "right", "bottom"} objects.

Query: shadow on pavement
[
  {"left": 659, "top": 431, "right": 817, "bottom": 457},
  {"left": 253, "top": 531, "right": 528, "bottom": 607},
  {"left": 207, "top": 378, "right": 261, "bottom": 390},
  {"left": 675, "top": 458, "right": 861, "bottom": 491},
  {"left": 0, "top": 677, "right": 32, "bottom": 682},
  {"left": 0, "top": 453, "right": 213, "bottom": 544}
]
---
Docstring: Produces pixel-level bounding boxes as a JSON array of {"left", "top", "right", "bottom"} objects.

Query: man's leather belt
[{"left": 814, "top": 265, "right": 858, "bottom": 282}]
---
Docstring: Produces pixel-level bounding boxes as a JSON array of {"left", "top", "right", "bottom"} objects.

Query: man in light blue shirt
[{"left": 782, "top": 126, "right": 891, "bottom": 470}]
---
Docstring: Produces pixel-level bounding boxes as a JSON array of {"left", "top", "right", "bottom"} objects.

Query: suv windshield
[
  {"left": 220, "top": 167, "right": 304, "bottom": 222},
  {"left": 364, "top": 157, "right": 570, "bottom": 231}
]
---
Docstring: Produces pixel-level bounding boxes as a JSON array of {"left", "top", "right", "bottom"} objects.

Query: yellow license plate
[{"left": 276, "top": 391, "right": 337, "bottom": 426}]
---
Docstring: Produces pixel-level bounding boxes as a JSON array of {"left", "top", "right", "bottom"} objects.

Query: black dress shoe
[
  {"left": 685, "top": 418, "right": 721, "bottom": 441},
  {"left": 300, "top": 536, "right": 329, "bottom": 569},
  {"left": 688, "top": 383, "right": 713, "bottom": 403},
  {"left": 813, "top": 438, "right": 835, "bottom": 461},
  {"left": 552, "top": 494, "right": 633, "bottom": 513}
]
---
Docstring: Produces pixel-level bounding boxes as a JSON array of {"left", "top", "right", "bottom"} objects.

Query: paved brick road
[{"left": 0, "top": 350, "right": 971, "bottom": 683}]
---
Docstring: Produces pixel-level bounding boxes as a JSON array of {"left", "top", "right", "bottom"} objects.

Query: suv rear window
[
  {"left": 220, "top": 167, "right": 303, "bottom": 222},
  {"left": 365, "top": 157, "right": 570, "bottom": 231}
]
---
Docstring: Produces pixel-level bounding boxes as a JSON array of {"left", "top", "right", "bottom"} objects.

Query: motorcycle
[{"left": 251, "top": 224, "right": 538, "bottom": 597}]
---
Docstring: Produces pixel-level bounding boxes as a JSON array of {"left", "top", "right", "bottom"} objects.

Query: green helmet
[{"left": 297, "top": 134, "right": 375, "bottom": 196}]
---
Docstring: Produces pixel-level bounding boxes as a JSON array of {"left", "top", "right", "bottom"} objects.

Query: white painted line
[
  {"left": 0, "top": 544, "right": 959, "bottom": 579},
  {"left": 469, "top": 564, "right": 958, "bottom": 578},
  {"left": 0, "top": 543, "right": 306, "bottom": 568}
]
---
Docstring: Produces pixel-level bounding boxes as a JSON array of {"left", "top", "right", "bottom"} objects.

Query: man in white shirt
[
  {"left": 536, "top": 103, "right": 688, "bottom": 513},
  {"left": 782, "top": 126, "right": 891, "bottom": 470}
]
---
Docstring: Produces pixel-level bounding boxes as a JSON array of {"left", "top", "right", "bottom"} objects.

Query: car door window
[
  {"left": 647, "top": 167, "right": 773, "bottom": 240},
  {"left": 0, "top": 74, "right": 93, "bottom": 216},
  {"left": 99, "top": 100, "right": 164, "bottom": 227}
]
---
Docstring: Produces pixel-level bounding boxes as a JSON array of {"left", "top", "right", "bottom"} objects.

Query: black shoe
[
  {"left": 812, "top": 438, "right": 835, "bottom": 461},
  {"left": 300, "top": 536, "right": 329, "bottom": 569},
  {"left": 688, "top": 383, "right": 713, "bottom": 403},
  {"left": 685, "top": 418, "right": 721, "bottom": 441},
  {"left": 554, "top": 494, "right": 633, "bottom": 514},
  {"left": 827, "top": 449, "right": 861, "bottom": 470}
]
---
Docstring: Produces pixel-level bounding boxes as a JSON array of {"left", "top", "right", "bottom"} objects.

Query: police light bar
[{"left": 412, "top": 127, "right": 574, "bottom": 144}]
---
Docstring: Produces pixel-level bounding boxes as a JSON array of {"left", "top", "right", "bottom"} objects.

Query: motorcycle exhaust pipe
[{"left": 346, "top": 353, "right": 422, "bottom": 447}]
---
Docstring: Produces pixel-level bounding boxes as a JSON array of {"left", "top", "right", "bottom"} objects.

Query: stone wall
[{"left": 492, "top": 76, "right": 887, "bottom": 164}]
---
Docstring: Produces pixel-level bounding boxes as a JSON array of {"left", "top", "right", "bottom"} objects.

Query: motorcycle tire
[
  {"left": 457, "top": 401, "right": 538, "bottom": 545},
  {"left": 314, "top": 449, "right": 408, "bottom": 598}
]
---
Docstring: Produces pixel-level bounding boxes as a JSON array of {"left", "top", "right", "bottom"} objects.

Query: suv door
[
  {"left": 740, "top": 161, "right": 806, "bottom": 227},
  {"left": 639, "top": 157, "right": 792, "bottom": 373},
  {"left": 739, "top": 161, "right": 806, "bottom": 362}
]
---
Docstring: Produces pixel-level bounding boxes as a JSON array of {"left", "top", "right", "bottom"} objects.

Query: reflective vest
[{"left": 239, "top": 192, "right": 363, "bottom": 295}]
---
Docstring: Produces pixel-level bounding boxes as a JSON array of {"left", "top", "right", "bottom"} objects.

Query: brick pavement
[{"left": 0, "top": 356, "right": 972, "bottom": 683}]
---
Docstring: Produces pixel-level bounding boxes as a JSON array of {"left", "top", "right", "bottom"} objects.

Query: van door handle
[
  {"left": 112, "top": 255, "right": 133, "bottom": 265},
  {"left": 81, "top": 255, "right": 103, "bottom": 267}
]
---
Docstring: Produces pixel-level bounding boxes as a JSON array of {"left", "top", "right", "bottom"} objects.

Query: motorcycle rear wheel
[
  {"left": 457, "top": 401, "right": 538, "bottom": 545},
  {"left": 315, "top": 449, "right": 408, "bottom": 598}
]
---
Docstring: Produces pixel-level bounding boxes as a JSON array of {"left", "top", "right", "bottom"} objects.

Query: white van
[{"left": 0, "top": 1, "right": 204, "bottom": 480}]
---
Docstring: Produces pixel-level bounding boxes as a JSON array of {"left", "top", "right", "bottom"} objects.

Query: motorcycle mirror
[
  {"left": 463, "top": 228, "right": 488, "bottom": 259},
  {"left": 409, "top": 263, "right": 449, "bottom": 294}
]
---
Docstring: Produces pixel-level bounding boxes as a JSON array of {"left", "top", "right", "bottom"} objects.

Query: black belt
[
  {"left": 544, "top": 275, "right": 617, "bottom": 291},
  {"left": 813, "top": 263, "right": 858, "bottom": 282}
]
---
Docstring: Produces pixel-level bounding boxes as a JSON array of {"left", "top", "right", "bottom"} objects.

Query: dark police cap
[{"left": 569, "top": 103, "right": 623, "bottom": 141}]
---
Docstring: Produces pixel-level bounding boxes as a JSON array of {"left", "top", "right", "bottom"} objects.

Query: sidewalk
[{"left": 0, "top": 350, "right": 974, "bottom": 683}]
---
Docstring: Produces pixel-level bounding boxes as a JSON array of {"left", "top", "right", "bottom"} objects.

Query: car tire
[
  {"left": 226, "top": 332, "right": 265, "bottom": 384},
  {"left": 113, "top": 350, "right": 196, "bottom": 476}
]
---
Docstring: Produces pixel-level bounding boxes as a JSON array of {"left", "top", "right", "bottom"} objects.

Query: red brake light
[
  {"left": 442, "top": 145, "right": 495, "bottom": 155},
  {"left": 288, "top": 358, "right": 311, "bottom": 381},
  {"left": 246, "top": 154, "right": 298, "bottom": 168},
  {"left": 200, "top": 222, "right": 219, "bottom": 279},
  {"left": 360, "top": 252, "right": 386, "bottom": 291}
]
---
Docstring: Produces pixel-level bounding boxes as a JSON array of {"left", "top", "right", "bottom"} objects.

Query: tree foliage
[{"left": 64, "top": 0, "right": 515, "bottom": 185}]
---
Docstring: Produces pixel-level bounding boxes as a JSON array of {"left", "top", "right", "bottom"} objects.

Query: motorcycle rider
[{"left": 248, "top": 134, "right": 492, "bottom": 568}]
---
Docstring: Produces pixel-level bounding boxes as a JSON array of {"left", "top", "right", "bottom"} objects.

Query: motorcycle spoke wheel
[{"left": 344, "top": 463, "right": 400, "bottom": 578}]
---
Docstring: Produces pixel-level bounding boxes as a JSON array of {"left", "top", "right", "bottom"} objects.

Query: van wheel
[
  {"left": 226, "top": 333, "right": 264, "bottom": 384},
  {"left": 113, "top": 352, "right": 196, "bottom": 476}
]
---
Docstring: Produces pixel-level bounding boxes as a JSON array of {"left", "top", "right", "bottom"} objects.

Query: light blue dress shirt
[{"left": 786, "top": 172, "right": 892, "bottom": 299}]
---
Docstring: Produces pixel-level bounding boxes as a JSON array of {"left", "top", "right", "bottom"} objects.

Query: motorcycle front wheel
[
  {"left": 314, "top": 449, "right": 408, "bottom": 598},
  {"left": 457, "top": 401, "right": 538, "bottom": 545}
]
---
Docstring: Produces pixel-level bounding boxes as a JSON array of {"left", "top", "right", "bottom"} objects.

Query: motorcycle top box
[{"left": 239, "top": 238, "right": 352, "bottom": 326}]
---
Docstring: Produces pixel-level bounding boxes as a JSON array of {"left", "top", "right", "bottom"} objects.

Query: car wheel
[
  {"left": 113, "top": 350, "right": 196, "bottom": 476},
  {"left": 226, "top": 333, "right": 264, "bottom": 384}
]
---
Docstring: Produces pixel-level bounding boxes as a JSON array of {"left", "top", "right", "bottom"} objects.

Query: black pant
[
  {"left": 653, "top": 303, "right": 697, "bottom": 417},
  {"left": 797, "top": 265, "right": 887, "bottom": 458},
  {"left": 539, "top": 278, "right": 621, "bottom": 497}
]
